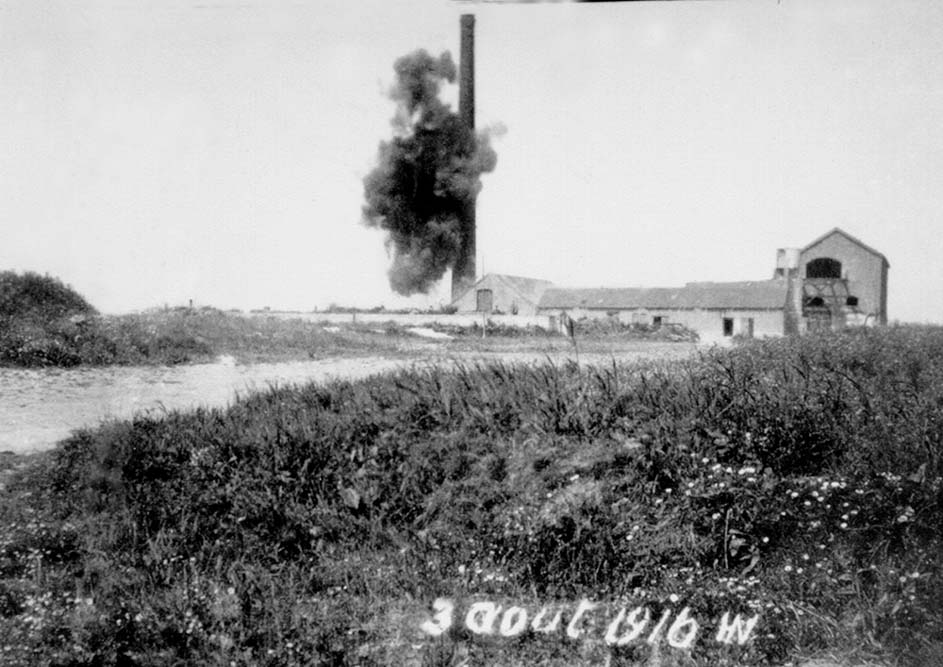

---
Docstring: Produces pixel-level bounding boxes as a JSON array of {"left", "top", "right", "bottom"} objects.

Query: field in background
[
  {"left": 1, "top": 271, "right": 700, "bottom": 368},
  {"left": 0, "top": 326, "right": 940, "bottom": 665},
  {"left": 1, "top": 306, "right": 413, "bottom": 367},
  {"left": 2, "top": 303, "right": 699, "bottom": 368}
]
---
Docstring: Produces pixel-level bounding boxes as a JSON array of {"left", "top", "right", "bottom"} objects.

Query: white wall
[
  {"left": 537, "top": 307, "right": 785, "bottom": 342},
  {"left": 255, "top": 308, "right": 785, "bottom": 340},
  {"left": 251, "top": 311, "right": 554, "bottom": 329}
]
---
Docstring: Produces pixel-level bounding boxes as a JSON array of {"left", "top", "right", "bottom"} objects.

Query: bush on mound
[
  {"left": 0, "top": 272, "right": 217, "bottom": 367},
  {"left": 0, "top": 271, "right": 99, "bottom": 366},
  {"left": 0, "top": 271, "right": 96, "bottom": 323}
]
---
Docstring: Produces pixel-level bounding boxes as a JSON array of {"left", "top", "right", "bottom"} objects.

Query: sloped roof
[
  {"left": 802, "top": 228, "right": 889, "bottom": 267},
  {"left": 498, "top": 274, "right": 554, "bottom": 305},
  {"left": 538, "top": 280, "right": 789, "bottom": 311},
  {"left": 453, "top": 273, "right": 553, "bottom": 307}
]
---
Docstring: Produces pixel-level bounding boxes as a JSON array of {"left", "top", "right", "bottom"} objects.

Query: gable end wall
[{"left": 800, "top": 233, "right": 887, "bottom": 324}]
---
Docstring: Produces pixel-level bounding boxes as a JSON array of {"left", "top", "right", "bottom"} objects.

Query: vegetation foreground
[
  {"left": 1, "top": 327, "right": 942, "bottom": 665},
  {"left": 0, "top": 270, "right": 692, "bottom": 369}
]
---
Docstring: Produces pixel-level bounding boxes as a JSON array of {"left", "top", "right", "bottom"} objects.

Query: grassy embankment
[
  {"left": 0, "top": 326, "right": 941, "bottom": 665},
  {"left": 0, "top": 270, "right": 430, "bottom": 366},
  {"left": 0, "top": 270, "right": 696, "bottom": 368}
]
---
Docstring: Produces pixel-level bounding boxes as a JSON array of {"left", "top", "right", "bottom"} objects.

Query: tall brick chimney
[{"left": 451, "top": 14, "right": 476, "bottom": 303}]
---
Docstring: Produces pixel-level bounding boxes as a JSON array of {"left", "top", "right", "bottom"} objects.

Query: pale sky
[{"left": 2, "top": 0, "right": 941, "bottom": 322}]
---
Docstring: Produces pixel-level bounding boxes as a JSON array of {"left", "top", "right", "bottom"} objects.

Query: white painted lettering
[
  {"left": 566, "top": 599, "right": 598, "bottom": 640},
  {"left": 604, "top": 606, "right": 650, "bottom": 646},
  {"left": 646, "top": 608, "right": 672, "bottom": 645},
  {"left": 715, "top": 612, "right": 759, "bottom": 645},
  {"left": 418, "top": 595, "right": 751, "bottom": 649},
  {"left": 420, "top": 597, "right": 454, "bottom": 637},
  {"left": 499, "top": 606, "right": 529, "bottom": 637},
  {"left": 666, "top": 607, "right": 698, "bottom": 649},
  {"left": 531, "top": 606, "right": 563, "bottom": 634},
  {"left": 465, "top": 601, "right": 501, "bottom": 635}
]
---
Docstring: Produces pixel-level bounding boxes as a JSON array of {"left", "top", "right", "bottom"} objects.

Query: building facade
[
  {"left": 793, "top": 228, "right": 889, "bottom": 330},
  {"left": 451, "top": 273, "right": 554, "bottom": 316},
  {"left": 452, "top": 229, "right": 887, "bottom": 341},
  {"left": 536, "top": 282, "right": 789, "bottom": 343}
]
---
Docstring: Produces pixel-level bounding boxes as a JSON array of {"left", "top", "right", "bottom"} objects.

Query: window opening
[{"left": 806, "top": 257, "right": 842, "bottom": 279}]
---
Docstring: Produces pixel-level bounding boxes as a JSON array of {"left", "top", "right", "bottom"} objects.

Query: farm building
[
  {"left": 792, "top": 227, "right": 889, "bottom": 330},
  {"left": 451, "top": 273, "right": 553, "bottom": 316},
  {"left": 452, "top": 228, "right": 887, "bottom": 341},
  {"left": 537, "top": 281, "right": 789, "bottom": 342},
  {"left": 539, "top": 228, "right": 888, "bottom": 340}
]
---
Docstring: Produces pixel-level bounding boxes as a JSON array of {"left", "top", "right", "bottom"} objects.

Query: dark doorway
[
  {"left": 476, "top": 289, "right": 493, "bottom": 313},
  {"left": 723, "top": 318, "right": 734, "bottom": 337}
]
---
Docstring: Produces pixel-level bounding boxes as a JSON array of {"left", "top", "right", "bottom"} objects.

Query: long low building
[
  {"left": 536, "top": 280, "right": 791, "bottom": 342},
  {"left": 451, "top": 228, "right": 888, "bottom": 342}
]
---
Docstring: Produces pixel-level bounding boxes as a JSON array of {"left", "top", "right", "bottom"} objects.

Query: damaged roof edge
[{"left": 538, "top": 281, "right": 790, "bottom": 311}]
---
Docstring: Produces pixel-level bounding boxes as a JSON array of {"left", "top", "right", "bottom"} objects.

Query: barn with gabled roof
[
  {"left": 796, "top": 228, "right": 889, "bottom": 329},
  {"left": 451, "top": 273, "right": 554, "bottom": 316}
]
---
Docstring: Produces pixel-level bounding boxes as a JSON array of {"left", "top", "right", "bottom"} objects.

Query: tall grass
[{"left": 0, "top": 326, "right": 941, "bottom": 665}]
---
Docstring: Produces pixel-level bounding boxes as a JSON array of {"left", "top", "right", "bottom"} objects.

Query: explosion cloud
[{"left": 362, "top": 49, "right": 497, "bottom": 296}]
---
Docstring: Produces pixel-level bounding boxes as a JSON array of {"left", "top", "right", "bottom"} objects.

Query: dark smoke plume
[{"left": 362, "top": 49, "right": 497, "bottom": 296}]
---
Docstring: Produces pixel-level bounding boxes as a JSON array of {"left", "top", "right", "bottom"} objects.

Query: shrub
[{"left": 0, "top": 271, "right": 96, "bottom": 323}]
